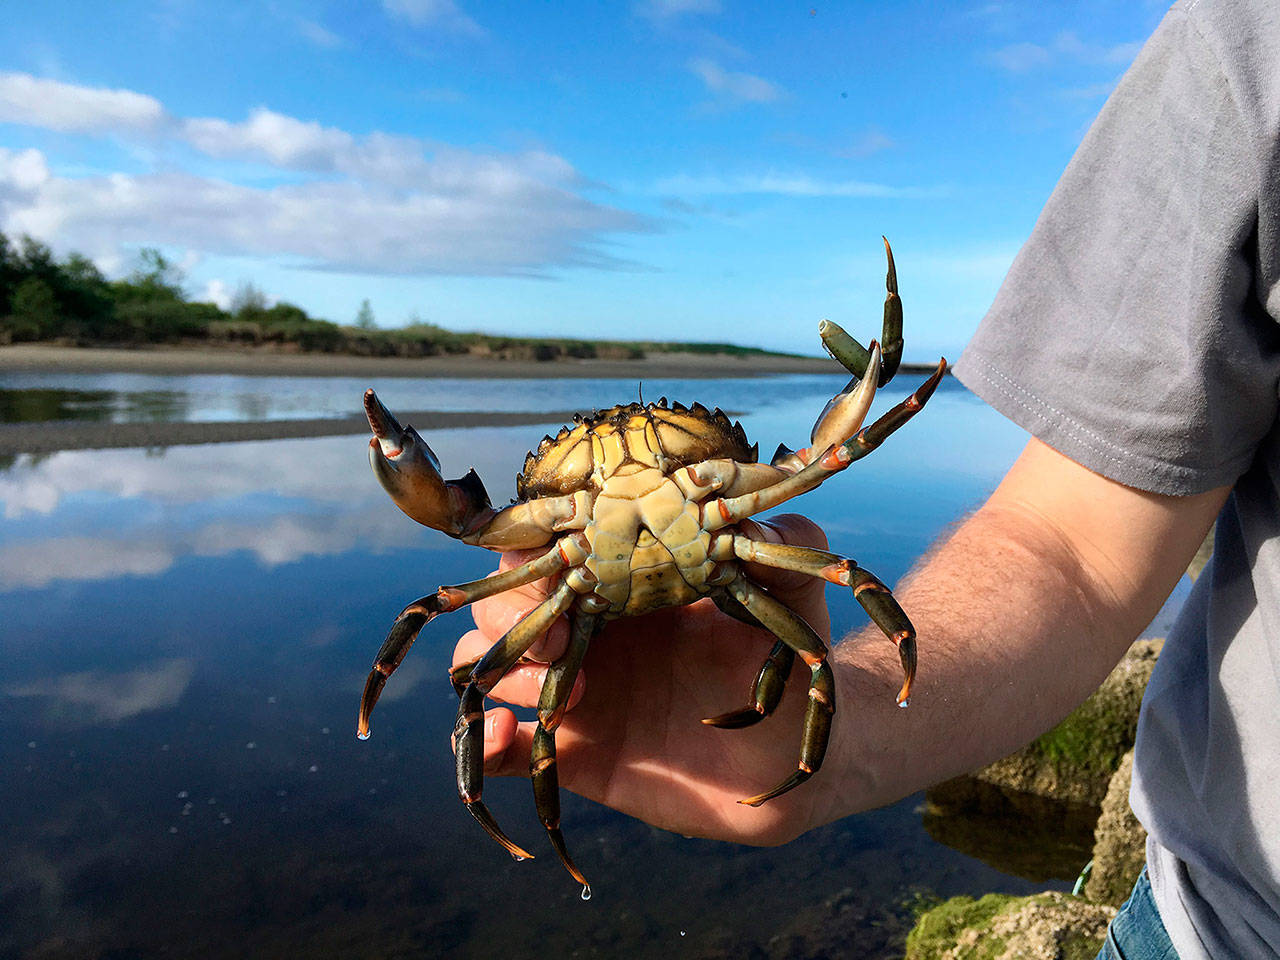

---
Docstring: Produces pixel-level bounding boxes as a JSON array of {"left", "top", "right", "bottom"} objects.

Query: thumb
[{"left": 736, "top": 514, "right": 831, "bottom": 639}]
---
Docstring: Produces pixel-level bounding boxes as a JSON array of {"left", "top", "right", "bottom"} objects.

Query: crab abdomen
[{"left": 584, "top": 465, "right": 718, "bottom": 617}]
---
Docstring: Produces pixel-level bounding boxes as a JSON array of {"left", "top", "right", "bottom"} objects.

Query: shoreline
[
  {"left": 0, "top": 409, "right": 585, "bottom": 456},
  {"left": 0, "top": 343, "right": 829, "bottom": 379},
  {"left": 0, "top": 342, "right": 944, "bottom": 380}
]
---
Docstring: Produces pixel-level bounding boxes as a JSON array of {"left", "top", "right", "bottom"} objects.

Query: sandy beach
[{"left": 0, "top": 342, "right": 842, "bottom": 379}]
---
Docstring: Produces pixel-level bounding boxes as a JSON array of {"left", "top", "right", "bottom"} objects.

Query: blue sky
[{"left": 0, "top": 1, "right": 1169, "bottom": 360}]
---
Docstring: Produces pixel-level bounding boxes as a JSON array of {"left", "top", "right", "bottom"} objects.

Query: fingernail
[{"left": 485, "top": 714, "right": 497, "bottom": 738}]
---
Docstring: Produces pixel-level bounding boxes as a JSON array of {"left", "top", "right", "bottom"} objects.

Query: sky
[{"left": 0, "top": 0, "right": 1170, "bottom": 361}]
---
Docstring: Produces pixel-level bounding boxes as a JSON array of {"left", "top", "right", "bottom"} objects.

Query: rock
[
  {"left": 963, "top": 639, "right": 1163, "bottom": 807},
  {"left": 904, "top": 891, "right": 1115, "bottom": 960},
  {"left": 1085, "top": 750, "right": 1147, "bottom": 906},
  {"left": 1187, "top": 525, "right": 1214, "bottom": 582}
]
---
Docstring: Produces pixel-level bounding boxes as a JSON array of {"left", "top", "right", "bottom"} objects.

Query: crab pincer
[{"left": 364, "top": 388, "right": 495, "bottom": 537}]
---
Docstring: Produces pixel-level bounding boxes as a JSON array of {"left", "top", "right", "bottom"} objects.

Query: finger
[
  {"left": 480, "top": 708, "right": 536, "bottom": 778},
  {"left": 738, "top": 514, "right": 829, "bottom": 596},
  {"left": 470, "top": 573, "right": 570, "bottom": 662},
  {"left": 453, "top": 629, "right": 586, "bottom": 709}
]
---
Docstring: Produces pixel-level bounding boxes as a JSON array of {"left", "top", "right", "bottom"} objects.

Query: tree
[
  {"left": 121, "top": 247, "right": 185, "bottom": 302},
  {"left": 231, "top": 280, "right": 269, "bottom": 317},
  {"left": 355, "top": 298, "right": 376, "bottom": 330},
  {"left": 8, "top": 277, "right": 59, "bottom": 340}
]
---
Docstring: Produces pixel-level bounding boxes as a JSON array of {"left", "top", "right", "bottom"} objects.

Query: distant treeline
[{"left": 0, "top": 231, "right": 795, "bottom": 362}]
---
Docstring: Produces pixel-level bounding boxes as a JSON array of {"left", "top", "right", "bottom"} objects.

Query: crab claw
[
  {"left": 364, "top": 389, "right": 494, "bottom": 538},
  {"left": 808, "top": 340, "right": 880, "bottom": 457}
]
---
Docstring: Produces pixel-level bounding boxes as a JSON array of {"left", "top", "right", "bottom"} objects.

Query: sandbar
[{"left": 0, "top": 343, "right": 842, "bottom": 379}]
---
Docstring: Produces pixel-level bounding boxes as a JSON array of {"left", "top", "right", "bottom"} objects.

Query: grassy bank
[{"left": 0, "top": 232, "right": 805, "bottom": 363}]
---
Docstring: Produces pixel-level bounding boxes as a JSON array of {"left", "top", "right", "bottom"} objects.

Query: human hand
[{"left": 451, "top": 514, "right": 837, "bottom": 846}]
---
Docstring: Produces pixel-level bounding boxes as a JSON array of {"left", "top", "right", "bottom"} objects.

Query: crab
[{"left": 357, "top": 239, "right": 946, "bottom": 897}]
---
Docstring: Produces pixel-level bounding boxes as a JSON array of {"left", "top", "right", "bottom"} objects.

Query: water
[
  {"left": 0, "top": 370, "right": 872, "bottom": 424},
  {"left": 0, "top": 372, "right": 1178, "bottom": 958}
]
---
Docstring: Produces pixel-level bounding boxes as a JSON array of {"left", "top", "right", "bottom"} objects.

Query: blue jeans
[{"left": 1095, "top": 867, "right": 1179, "bottom": 960}]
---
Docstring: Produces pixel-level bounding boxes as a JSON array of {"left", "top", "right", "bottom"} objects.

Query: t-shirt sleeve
[{"left": 953, "top": 4, "right": 1280, "bottom": 496}]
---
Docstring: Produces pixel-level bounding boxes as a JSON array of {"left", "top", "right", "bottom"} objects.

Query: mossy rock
[
  {"left": 967, "top": 639, "right": 1163, "bottom": 806},
  {"left": 1085, "top": 750, "right": 1147, "bottom": 906},
  {"left": 905, "top": 891, "right": 1114, "bottom": 960}
]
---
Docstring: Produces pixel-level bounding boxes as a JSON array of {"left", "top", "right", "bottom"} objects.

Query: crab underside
[{"left": 357, "top": 239, "right": 946, "bottom": 896}]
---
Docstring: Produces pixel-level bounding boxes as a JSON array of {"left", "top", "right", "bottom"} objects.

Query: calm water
[{"left": 0, "top": 372, "right": 1183, "bottom": 959}]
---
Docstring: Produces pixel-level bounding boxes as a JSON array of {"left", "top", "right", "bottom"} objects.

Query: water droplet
[
  {"left": 26, "top": 741, "right": 35, "bottom": 749},
  {"left": 168, "top": 826, "right": 178, "bottom": 834},
  {"left": 177, "top": 790, "right": 188, "bottom": 799},
  {"left": 321, "top": 727, "right": 330, "bottom": 735},
  {"left": 897, "top": 697, "right": 910, "bottom": 709},
  {"left": 680, "top": 931, "right": 686, "bottom": 937},
  {"left": 580, "top": 885, "right": 592, "bottom": 901},
  {"left": 356, "top": 731, "right": 370, "bottom": 741},
  {"left": 308, "top": 765, "right": 318, "bottom": 773},
  {"left": 245, "top": 742, "right": 257, "bottom": 749},
  {"left": 511, "top": 854, "right": 527, "bottom": 862}
]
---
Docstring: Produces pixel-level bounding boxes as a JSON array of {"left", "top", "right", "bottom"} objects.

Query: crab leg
[
  {"left": 357, "top": 541, "right": 573, "bottom": 738},
  {"left": 730, "top": 537, "right": 916, "bottom": 705},
  {"left": 701, "top": 637, "right": 795, "bottom": 729},
  {"left": 530, "top": 611, "right": 598, "bottom": 895},
  {"left": 455, "top": 582, "right": 577, "bottom": 861},
  {"left": 723, "top": 576, "right": 836, "bottom": 807},
  {"left": 703, "top": 359, "right": 946, "bottom": 531},
  {"left": 819, "top": 237, "right": 904, "bottom": 387},
  {"left": 707, "top": 580, "right": 798, "bottom": 728}
]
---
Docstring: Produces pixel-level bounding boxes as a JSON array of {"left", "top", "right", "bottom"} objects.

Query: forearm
[{"left": 810, "top": 440, "right": 1227, "bottom": 827}]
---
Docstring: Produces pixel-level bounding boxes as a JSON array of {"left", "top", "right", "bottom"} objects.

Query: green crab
[{"left": 357, "top": 239, "right": 945, "bottom": 897}]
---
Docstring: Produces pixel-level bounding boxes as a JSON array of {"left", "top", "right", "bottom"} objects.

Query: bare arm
[{"left": 810, "top": 436, "right": 1229, "bottom": 825}]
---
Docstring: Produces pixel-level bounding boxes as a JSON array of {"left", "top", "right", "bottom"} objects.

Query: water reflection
[
  {"left": 0, "top": 386, "right": 192, "bottom": 424},
  {"left": 0, "top": 375, "right": 1053, "bottom": 959},
  {"left": 0, "top": 369, "right": 964, "bottom": 426}
]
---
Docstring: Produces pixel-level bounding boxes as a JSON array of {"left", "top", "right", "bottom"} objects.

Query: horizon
[{"left": 0, "top": 1, "right": 1168, "bottom": 360}]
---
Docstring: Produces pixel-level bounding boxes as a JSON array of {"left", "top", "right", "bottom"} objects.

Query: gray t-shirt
[{"left": 954, "top": 2, "right": 1280, "bottom": 956}]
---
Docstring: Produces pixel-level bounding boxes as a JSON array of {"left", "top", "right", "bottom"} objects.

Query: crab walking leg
[
  {"left": 701, "top": 638, "right": 796, "bottom": 729},
  {"left": 530, "top": 611, "right": 598, "bottom": 894},
  {"left": 455, "top": 582, "right": 577, "bottom": 861},
  {"left": 357, "top": 540, "right": 574, "bottom": 738},
  {"left": 842, "top": 357, "right": 946, "bottom": 466},
  {"left": 818, "top": 237, "right": 904, "bottom": 387},
  {"left": 724, "top": 577, "right": 836, "bottom": 807},
  {"left": 730, "top": 537, "right": 917, "bottom": 705},
  {"left": 702, "top": 358, "right": 946, "bottom": 531},
  {"left": 709, "top": 584, "right": 798, "bottom": 728}
]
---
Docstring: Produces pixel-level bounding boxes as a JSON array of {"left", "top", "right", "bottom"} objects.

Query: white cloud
[
  {"left": 0, "top": 72, "right": 166, "bottom": 135},
  {"left": 381, "top": 0, "right": 484, "bottom": 36},
  {"left": 202, "top": 278, "right": 232, "bottom": 309},
  {"left": 0, "top": 535, "right": 175, "bottom": 587},
  {"left": 637, "top": 0, "right": 720, "bottom": 17},
  {"left": 988, "top": 31, "right": 1143, "bottom": 73},
  {"left": 656, "top": 172, "right": 941, "bottom": 200},
  {"left": 5, "top": 660, "right": 194, "bottom": 724},
  {"left": 0, "top": 73, "right": 644, "bottom": 276},
  {"left": 1, "top": 162, "right": 638, "bottom": 275},
  {"left": 295, "top": 17, "right": 342, "bottom": 48},
  {"left": 836, "top": 128, "right": 897, "bottom": 159},
  {"left": 988, "top": 41, "right": 1052, "bottom": 72},
  {"left": 0, "top": 147, "right": 49, "bottom": 192},
  {"left": 181, "top": 107, "right": 356, "bottom": 168},
  {"left": 689, "top": 58, "right": 784, "bottom": 105}
]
